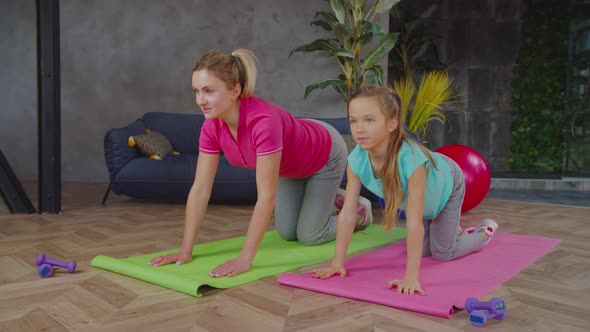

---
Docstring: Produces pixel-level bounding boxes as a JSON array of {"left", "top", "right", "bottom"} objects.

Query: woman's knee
[
  {"left": 275, "top": 226, "right": 297, "bottom": 241},
  {"left": 297, "top": 232, "right": 323, "bottom": 246}
]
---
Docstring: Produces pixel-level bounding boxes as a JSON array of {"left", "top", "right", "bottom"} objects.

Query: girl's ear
[{"left": 388, "top": 117, "right": 399, "bottom": 133}]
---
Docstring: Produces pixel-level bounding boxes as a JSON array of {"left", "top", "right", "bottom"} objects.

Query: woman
[{"left": 148, "top": 48, "right": 370, "bottom": 278}]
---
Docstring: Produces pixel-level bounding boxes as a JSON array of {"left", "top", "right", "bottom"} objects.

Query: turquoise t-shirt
[{"left": 347, "top": 139, "right": 453, "bottom": 219}]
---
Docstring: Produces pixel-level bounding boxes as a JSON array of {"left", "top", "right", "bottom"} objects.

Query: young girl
[
  {"left": 148, "top": 49, "right": 370, "bottom": 278},
  {"left": 312, "top": 85, "right": 498, "bottom": 295}
]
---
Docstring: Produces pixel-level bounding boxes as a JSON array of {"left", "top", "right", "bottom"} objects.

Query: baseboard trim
[{"left": 491, "top": 178, "right": 590, "bottom": 191}]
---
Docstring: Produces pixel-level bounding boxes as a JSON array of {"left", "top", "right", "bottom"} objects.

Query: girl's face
[
  {"left": 348, "top": 97, "right": 398, "bottom": 152},
  {"left": 192, "top": 69, "right": 240, "bottom": 120}
]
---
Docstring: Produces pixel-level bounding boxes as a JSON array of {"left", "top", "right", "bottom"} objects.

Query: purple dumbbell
[
  {"left": 465, "top": 297, "right": 506, "bottom": 327},
  {"left": 465, "top": 297, "right": 506, "bottom": 316},
  {"left": 36, "top": 253, "right": 77, "bottom": 273},
  {"left": 469, "top": 309, "right": 506, "bottom": 327},
  {"left": 37, "top": 263, "right": 54, "bottom": 278}
]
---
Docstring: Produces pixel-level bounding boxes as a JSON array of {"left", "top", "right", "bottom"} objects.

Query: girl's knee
[{"left": 431, "top": 250, "right": 455, "bottom": 262}]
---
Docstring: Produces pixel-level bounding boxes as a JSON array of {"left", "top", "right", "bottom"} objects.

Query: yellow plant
[
  {"left": 397, "top": 70, "right": 456, "bottom": 139},
  {"left": 393, "top": 77, "right": 415, "bottom": 125}
]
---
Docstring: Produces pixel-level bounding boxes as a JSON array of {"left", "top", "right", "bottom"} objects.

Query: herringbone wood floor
[{"left": 0, "top": 182, "right": 588, "bottom": 331}]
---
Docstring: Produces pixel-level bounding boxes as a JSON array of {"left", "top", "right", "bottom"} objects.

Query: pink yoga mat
[{"left": 277, "top": 233, "right": 560, "bottom": 318}]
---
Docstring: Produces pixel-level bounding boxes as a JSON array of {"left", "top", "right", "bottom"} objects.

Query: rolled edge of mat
[{"left": 91, "top": 255, "right": 203, "bottom": 297}]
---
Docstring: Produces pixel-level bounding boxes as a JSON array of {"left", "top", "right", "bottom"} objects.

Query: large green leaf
[
  {"left": 304, "top": 78, "right": 347, "bottom": 99},
  {"left": 359, "top": 20, "right": 383, "bottom": 45},
  {"left": 365, "top": 65, "right": 384, "bottom": 85},
  {"left": 362, "top": 32, "right": 399, "bottom": 68},
  {"left": 365, "top": 73, "right": 383, "bottom": 86},
  {"left": 289, "top": 39, "right": 337, "bottom": 57},
  {"left": 329, "top": 48, "right": 356, "bottom": 60},
  {"left": 374, "top": 0, "right": 400, "bottom": 14},
  {"left": 311, "top": 19, "right": 333, "bottom": 32},
  {"left": 333, "top": 23, "right": 352, "bottom": 39},
  {"left": 315, "top": 11, "right": 339, "bottom": 27},
  {"left": 330, "top": 0, "right": 346, "bottom": 24}
]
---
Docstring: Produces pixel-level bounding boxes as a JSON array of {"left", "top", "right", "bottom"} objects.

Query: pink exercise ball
[{"left": 435, "top": 144, "right": 491, "bottom": 213}]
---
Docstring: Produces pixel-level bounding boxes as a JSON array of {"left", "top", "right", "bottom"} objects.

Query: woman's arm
[
  {"left": 313, "top": 164, "right": 362, "bottom": 278},
  {"left": 149, "top": 152, "right": 219, "bottom": 266},
  {"left": 179, "top": 153, "right": 220, "bottom": 255},
  {"left": 209, "top": 151, "right": 281, "bottom": 277},
  {"left": 387, "top": 164, "right": 426, "bottom": 295}
]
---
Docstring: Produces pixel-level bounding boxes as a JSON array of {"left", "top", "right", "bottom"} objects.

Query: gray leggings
[
  {"left": 422, "top": 156, "right": 486, "bottom": 261},
  {"left": 274, "top": 120, "right": 347, "bottom": 245}
]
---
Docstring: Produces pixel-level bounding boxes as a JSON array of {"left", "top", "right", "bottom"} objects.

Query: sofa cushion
[
  {"left": 113, "top": 154, "right": 197, "bottom": 184},
  {"left": 110, "top": 154, "right": 257, "bottom": 202}
]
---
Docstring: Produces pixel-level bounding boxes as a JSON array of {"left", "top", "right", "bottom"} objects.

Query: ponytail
[{"left": 231, "top": 49, "right": 257, "bottom": 98}]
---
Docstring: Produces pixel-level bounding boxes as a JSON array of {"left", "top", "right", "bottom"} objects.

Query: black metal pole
[{"left": 36, "top": 0, "right": 62, "bottom": 214}]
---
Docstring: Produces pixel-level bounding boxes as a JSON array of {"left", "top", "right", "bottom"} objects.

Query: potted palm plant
[{"left": 290, "top": 0, "right": 401, "bottom": 106}]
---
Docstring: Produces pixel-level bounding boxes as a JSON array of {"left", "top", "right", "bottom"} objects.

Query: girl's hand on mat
[
  {"left": 387, "top": 278, "right": 426, "bottom": 296},
  {"left": 311, "top": 265, "right": 347, "bottom": 279},
  {"left": 148, "top": 251, "right": 192, "bottom": 267},
  {"left": 209, "top": 258, "right": 251, "bottom": 278}
]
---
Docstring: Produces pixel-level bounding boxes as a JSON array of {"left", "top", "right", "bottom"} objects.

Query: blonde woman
[{"left": 149, "top": 49, "right": 371, "bottom": 278}]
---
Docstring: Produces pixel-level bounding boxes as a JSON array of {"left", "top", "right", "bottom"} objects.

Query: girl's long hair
[
  {"left": 350, "top": 85, "right": 436, "bottom": 230},
  {"left": 192, "top": 48, "right": 257, "bottom": 98}
]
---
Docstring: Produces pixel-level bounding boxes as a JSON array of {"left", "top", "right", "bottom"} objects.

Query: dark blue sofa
[{"left": 103, "top": 112, "right": 358, "bottom": 204}]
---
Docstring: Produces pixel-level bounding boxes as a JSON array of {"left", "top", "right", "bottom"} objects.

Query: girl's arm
[
  {"left": 387, "top": 164, "right": 426, "bottom": 295},
  {"left": 149, "top": 152, "right": 220, "bottom": 266},
  {"left": 210, "top": 151, "right": 281, "bottom": 277},
  {"left": 313, "top": 164, "right": 362, "bottom": 278}
]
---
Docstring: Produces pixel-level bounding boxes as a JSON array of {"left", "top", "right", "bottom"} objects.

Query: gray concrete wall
[
  {"left": 395, "top": 0, "right": 524, "bottom": 173},
  {"left": 0, "top": 0, "right": 388, "bottom": 181}
]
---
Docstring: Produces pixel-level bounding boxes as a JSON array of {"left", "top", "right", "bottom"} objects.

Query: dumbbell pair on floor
[
  {"left": 36, "top": 253, "right": 77, "bottom": 278},
  {"left": 465, "top": 297, "right": 506, "bottom": 327}
]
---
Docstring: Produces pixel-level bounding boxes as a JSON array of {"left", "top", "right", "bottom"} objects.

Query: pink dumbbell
[{"left": 36, "top": 253, "right": 77, "bottom": 274}]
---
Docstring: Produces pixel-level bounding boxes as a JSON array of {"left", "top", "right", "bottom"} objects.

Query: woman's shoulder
[
  {"left": 242, "top": 96, "right": 285, "bottom": 112},
  {"left": 243, "top": 96, "right": 288, "bottom": 119}
]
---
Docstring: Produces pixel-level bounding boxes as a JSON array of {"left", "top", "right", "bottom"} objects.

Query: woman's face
[
  {"left": 348, "top": 96, "right": 398, "bottom": 152},
  {"left": 192, "top": 69, "right": 240, "bottom": 119}
]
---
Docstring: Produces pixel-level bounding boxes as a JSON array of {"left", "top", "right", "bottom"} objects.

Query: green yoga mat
[{"left": 91, "top": 225, "right": 406, "bottom": 297}]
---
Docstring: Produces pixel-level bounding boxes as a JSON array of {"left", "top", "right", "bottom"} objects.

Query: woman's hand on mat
[
  {"left": 209, "top": 258, "right": 251, "bottom": 278},
  {"left": 387, "top": 278, "right": 426, "bottom": 296},
  {"left": 311, "top": 265, "right": 347, "bottom": 279},
  {"left": 148, "top": 251, "right": 192, "bottom": 267}
]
